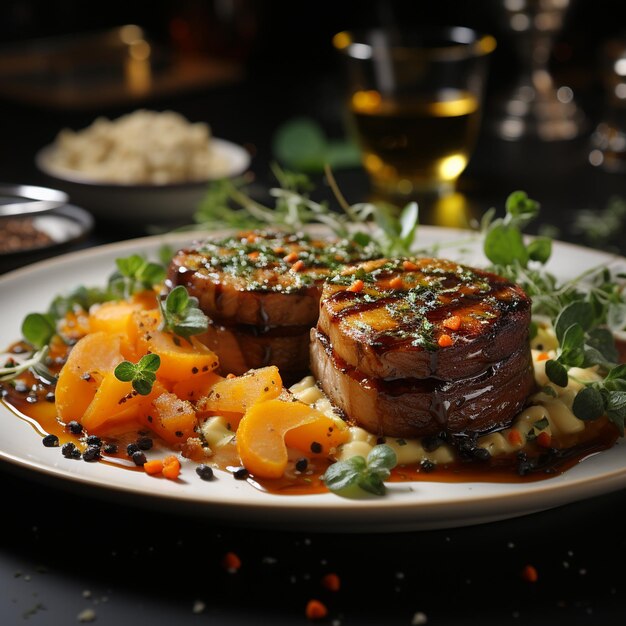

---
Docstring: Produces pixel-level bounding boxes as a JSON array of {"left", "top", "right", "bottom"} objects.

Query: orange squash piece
[
  {"left": 56, "top": 332, "right": 124, "bottom": 423},
  {"left": 197, "top": 366, "right": 282, "bottom": 415},
  {"left": 172, "top": 371, "right": 223, "bottom": 402},
  {"left": 141, "top": 392, "right": 198, "bottom": 445},
  {"left": 81, "top": 373, "right": 164, "bottom": 432},
  {"left": 236, "top": 398, "right": 348, "bottom": 479},
  {"left": 129, "top": 310, "right": 219, "bottom": 382}
]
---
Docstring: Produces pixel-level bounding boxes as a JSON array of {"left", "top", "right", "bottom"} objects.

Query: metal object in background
[{"left": 0, "top": 184, "right": 68, "bottom": 218}]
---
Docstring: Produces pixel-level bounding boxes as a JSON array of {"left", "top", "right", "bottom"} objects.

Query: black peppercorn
[
  {"left": 126, "top": 443, "right": 140, "bottom": 456},
  {"left": 42, "top": 434, "right": 59, "bottom": 448},
  {"left": 196, "top": 464, "right": 214, "bottom": 481},
  {"left": 233, "top": 467, "right": 248, "bottom": 480},
  {"left": 83, "top": 446, "right": 101, "bottom": 462},
  {"left": 295, "top": 458, "right": 308, "bottom": 472},
  {"left": 310, "top": 441, "right": 322, "bottom": 454},
  {"left": 103, "top": 443, "right": 118, "bottom": 454},
  {"left": 62, "top": 442, "right": 81, "bottom": 459},
  {"left": 67, "top": 421, "right": 83, "bottom": 435},
  {"left": 132, "top": 451, "right": 147, "bottom": 466},
  {"left": 85, "top": 435, "right": 102, "bottom": 447},
  {"left": 136, "top": 436, "right": 153, "bottom": 451}
]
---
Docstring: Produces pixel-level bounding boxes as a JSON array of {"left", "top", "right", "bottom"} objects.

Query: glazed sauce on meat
[{"left": 1, "top": 337, "right": 618, "bottom": 495}]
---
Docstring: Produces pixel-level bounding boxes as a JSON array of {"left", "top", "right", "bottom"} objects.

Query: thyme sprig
[{"left": 193, "top": 165, "right": 419, "bottom": 256}]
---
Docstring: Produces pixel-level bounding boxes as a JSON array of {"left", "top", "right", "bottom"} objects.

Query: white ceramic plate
[
  {"left": 1, "top": 228, "right": 625, "bottom": 532},
  {"left": 35, "top": 138, "right": 251, "bottom": 223}
]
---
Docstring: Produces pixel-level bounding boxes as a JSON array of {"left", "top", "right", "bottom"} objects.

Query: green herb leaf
[
  {"left": 110, "top": 254, "right": 166, "bottom": 298},
  {"left": 272, "top": 117, "right": 361, "bottom": 172},
  {"left": 572, "top": 386, "right": 605, "bottom": 421},
  {"left": 606, "top": 391, "right": 626, "bottom": 436},
  {"left": 399, "top": 202, "right": 419, "bottom": 250},
  {"left": 322, "top": 444, "right": 398, "bottom": 497},
  {"left": 114, "top": 353, "right": 161, "bottom": 396},
  {"left": 21, "top": 313, "right": 56, "bottom": 350},
  {"left": 554, "top": 302, "right": 595, "bottom": 342},
  {"left": 505, "top": 190, "right": 540, "bottom": 227},
  {"left": 484, "top": 223, "right": 529, "bottom": 267},
  {"left": 545, "top": 359, "right": 569, "bottom": 387},
  {"left": 159, "top": 286, "right": 209, "bottom": 339},
  {"left": 527, "top": 237, "right": 552, "bottom": 264}
]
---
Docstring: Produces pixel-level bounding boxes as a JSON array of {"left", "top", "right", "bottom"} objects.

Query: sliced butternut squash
[
  {"left": 81, "top": 373, "right": 164, "bottom": 431},
  {"left": 129, "top": 310, "right": 219, "bottom": 382},
  {"left": 197, "top": 366, "right": 282, "bottom": 415},
  {"left": 56, "top": 332, "right": 124, "bottom": 423},
  {"left": 172, "top": 371, "right": 223, "bottom": 402},
  {"left": 236, "top": 398, "right": 348, "bottom": 479},
  {"left": 140, "top": 392, "right": 198, "bottom": 445}
]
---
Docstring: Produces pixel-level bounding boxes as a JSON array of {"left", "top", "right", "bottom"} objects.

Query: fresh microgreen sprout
[
  {"left": 108, "top": 254, "right": 166, "bottom": 299},
  {"left": 159, "top": 285, "right": 209, "bottom": 339},
  {"left": 114, "top": 353, "right": 161, "bottom": 396},
  {"left": 0, "top": 347, "right": 50, "bottom": 382},
  {"left": 483, "top": 190, "right": 551, "bottom": 268},
  {"left": 322, "top": 444, "right": 397, "bottom": 497},
  {"left": 21, "top": 313, "right": 56, "bottom": 350}
]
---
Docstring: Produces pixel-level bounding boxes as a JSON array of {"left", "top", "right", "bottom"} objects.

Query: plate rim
[{"left": 1, "top": 227, "right": 626, "bottom": 529}]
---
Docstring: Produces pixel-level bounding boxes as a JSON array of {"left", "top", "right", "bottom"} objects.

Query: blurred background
[{"left": 2, "top": 0, "right": 626, "bottom": 261}]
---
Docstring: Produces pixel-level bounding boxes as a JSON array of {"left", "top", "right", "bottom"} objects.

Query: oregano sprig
[
  {"left": 108, "top": 254, "right": 166, "bottom": 299},
  {"left": 114, "top": 353, "right": 161, "bottom": 396},
  {"left": 159, "top": 286, "right": 209, "bottom": 339},
  {"left": 321, "top": 444, "right": 397, "bottom": 496}
]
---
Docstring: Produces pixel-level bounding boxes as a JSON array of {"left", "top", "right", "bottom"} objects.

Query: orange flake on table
[
  {"left": 521, "top": 564, "right": 538, "bottom": 582},
  {"left": 321, "top": 573, "right": 341, "bottom": 592},
  {"left": 305, "top": 599, "right": 328, "bottom": 620},
  {"left": 222, "top": 551, "right": 242, "bottom": 573}
]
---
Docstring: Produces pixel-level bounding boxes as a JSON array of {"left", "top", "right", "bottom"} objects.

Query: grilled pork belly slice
[
  {"left": 310, "top": 329, "right": 535, "bottom": 438},
  {"left": 167, "top": 231, "right": 380, "bottom": 328},
  {"left": 317, "top": 257, "right": 532, "bottom": 381},
  {"left": 167, "top": 230, "right": 381, "bottom": 381},
  {"left": 197, "top": 320, "right": 311, "bottom": 384}
]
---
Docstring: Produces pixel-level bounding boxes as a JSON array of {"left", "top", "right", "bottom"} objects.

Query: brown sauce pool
[{"left": 0, "top": 340, "right": 619, "bottom": 496}]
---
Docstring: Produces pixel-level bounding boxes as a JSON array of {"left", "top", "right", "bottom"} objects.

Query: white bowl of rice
[{"left": 35, "top": 109, "right": 251, "bottom": 223}]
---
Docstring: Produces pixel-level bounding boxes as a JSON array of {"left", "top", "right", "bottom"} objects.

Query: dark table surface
[{"left": 2, "top": 67, "right": 626, "bottom": 626}]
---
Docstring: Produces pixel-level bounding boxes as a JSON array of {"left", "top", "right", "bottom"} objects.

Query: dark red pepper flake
[
  {"left": 310, "top": 441, "right": 322, "bottom": 454},
  {"left": 175, "top": 431, "right": 183, "bottom": 438},
  {"left": 192, "top": 367, "right": 199, "bottom": 374},
  {"left": 42, "top": 434, "right": 59, "bottom": 448}
]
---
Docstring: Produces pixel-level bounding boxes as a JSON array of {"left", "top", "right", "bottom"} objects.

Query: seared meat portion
[
  {"left": 311, "top": 257, "right": 535, "bottom": 438},
  {"left": 311, "top": 329, "right": 535, "bottom": 438},
  {"left": 318, "top": 257, "right": 531, "bottom": 381},
  {"left": 167, "top": 230, "right": 380, "bottom": 382}
]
